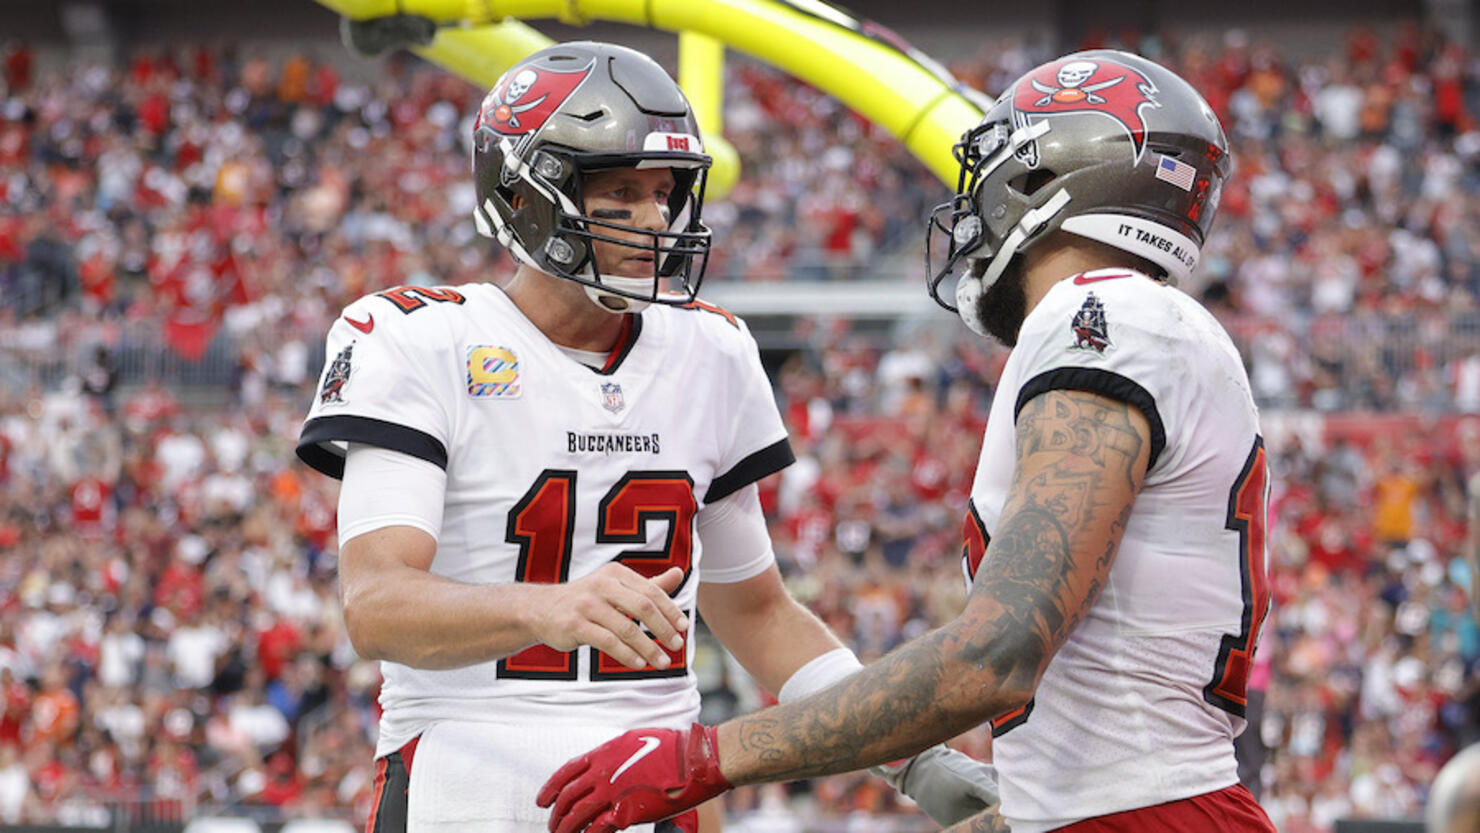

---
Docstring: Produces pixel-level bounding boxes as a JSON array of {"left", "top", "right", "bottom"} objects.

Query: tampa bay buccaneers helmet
[
  {"left": 472, "top": 41, "right": 712, "bottom": 312},
  {"left": 928, "top": 50, "right": 1232, "bottom": 337}
]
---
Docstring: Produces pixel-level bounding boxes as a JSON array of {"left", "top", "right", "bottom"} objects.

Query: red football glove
[{"left": 536, "top": 723, "right": 731, "bottom": 833}]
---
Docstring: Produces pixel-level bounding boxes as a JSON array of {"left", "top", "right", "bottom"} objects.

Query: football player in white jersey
[
  {"left": 296, "top": 42, "right": 996, "bottom": 833},
  {"left": 538, "top": 50, "right": 1279, "bottom": 833}
]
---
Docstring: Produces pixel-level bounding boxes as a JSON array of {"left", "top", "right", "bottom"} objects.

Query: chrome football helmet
[
  {"left": 927, "top": 50, "right": 1233, "bottom": 337},
  {"left": 472, "top": 41, "right": 712, "bottom": 312}
]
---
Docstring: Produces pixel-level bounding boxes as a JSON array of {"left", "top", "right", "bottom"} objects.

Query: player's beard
[{"left": 973, "top": 255, "right": 1028, "bottom": 347}]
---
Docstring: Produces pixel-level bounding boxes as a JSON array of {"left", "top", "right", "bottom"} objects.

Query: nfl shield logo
[{"left": 601, "top": 382, "right": 625, "bottom": 414}]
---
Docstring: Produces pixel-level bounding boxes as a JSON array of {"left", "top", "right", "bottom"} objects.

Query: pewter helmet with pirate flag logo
[
  {"left": 472, "top": 41, "right": 713, "bottom": 312},
  {"left": 927, "top": 49, "right": 1233, "bottom": 337}
]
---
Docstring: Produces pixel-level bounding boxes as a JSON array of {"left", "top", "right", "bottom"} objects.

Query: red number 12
[{"left": 498, "top": 469, "right": 697, "bottom": 681}]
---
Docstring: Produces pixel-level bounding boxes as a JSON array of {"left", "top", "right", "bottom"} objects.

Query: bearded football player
[
  {"left": 537, "top": 49, "right": 1277, "bottom": 833},
  {"left": 296, "top": 41, "right": 996, "bottom": 833}
]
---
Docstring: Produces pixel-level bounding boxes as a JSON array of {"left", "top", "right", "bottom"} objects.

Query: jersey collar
[{"left": 593, "top": 313, "right": 642, "bottom": 376}]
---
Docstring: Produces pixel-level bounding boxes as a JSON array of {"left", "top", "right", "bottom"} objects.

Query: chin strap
[
  {"left": 583, "top": 277, "right": 654, "bottom": 313},
  {"left": 956, "top": 187, "right": 1073, "bottom": 336}
]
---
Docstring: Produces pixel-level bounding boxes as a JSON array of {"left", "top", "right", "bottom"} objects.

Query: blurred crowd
[{"left": 5, "top": 19, "right": 1480, "bottom": 833}]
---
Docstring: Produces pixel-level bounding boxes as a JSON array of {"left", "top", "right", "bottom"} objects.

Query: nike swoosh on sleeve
[
  {"left": 1072, "top": 272, "right": 1132, "bottom": 285},
  {"left": 344, "top": 314, "right": 374, "bottom": 333},
  {"left": 611, "top": 736, "right": 663, "bottom": 784}
]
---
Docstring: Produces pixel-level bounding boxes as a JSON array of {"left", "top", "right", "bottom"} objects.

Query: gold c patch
[{"left": 467, "top": 345, "right": 521, "bottom": 398}]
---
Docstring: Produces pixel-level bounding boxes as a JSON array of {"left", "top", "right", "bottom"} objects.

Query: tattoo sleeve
[
  {"left": 718, "top": 388, "right": 1150, "bottom": 785},
  {"left": 941, "top": 808, "right": 1013, "bottom": 833}
]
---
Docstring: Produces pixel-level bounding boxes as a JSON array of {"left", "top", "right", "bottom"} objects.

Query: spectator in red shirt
[
  {"left": 256, "top": 617, "right": 301, "bottom": 682},
  {"left": 29, "top": 666, "right": 78, "bottom": 745},
  {"left": 0, "top": 669, "right": 29, "bottom": 749}
]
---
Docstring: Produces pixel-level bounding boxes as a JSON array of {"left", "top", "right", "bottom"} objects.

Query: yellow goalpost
[{"left": 310, "top": 0, "right": 988, "bottom": 198}]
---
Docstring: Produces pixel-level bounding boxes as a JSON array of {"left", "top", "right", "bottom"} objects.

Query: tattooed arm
[
  {"left": 713, "top": 388, "right": 1152, "bottom": 784},
  {"left": 941, "top": 808, "right": 1013, "bottom": 833}
]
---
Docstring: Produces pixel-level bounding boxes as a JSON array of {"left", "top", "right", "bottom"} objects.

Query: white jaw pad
[
  {"left": 583, "top": 276, "right": 653, "bottom": 313},
  {"left": 954, "top": 268, "right": 990, "bottom": 338}
]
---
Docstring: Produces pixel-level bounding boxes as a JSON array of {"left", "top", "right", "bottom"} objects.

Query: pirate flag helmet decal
[
  {"left": 472, "top": 41, "right": 713, "bottom": 313},
  {"left": 479, "top": 62, "right": 595, "bottom": 136},
  {"left": 927, "top": 49, "right": 1232, "bottom": 339},
  {"left": 1014, "top": 56, "right": 1160, "bottom": 165}
]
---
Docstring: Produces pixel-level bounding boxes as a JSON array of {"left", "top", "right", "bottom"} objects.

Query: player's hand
[
  {"left": 871, "top": 744, "right": 999, "bottom": 827},
  {"left": 536, "top": 723, "right": 731, "bottom": 833},
  {"left": 530, "top": 564, "right": 689, "bottom": 671}
]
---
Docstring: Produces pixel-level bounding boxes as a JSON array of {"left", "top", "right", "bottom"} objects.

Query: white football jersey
[
  {"left": 963, "top": 269, "right": 1269, "bottom": 832},
  {"left": 297, "top": 283, "right": 792, "bottom": 757}
]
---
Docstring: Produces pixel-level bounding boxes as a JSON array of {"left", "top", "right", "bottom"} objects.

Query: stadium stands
[{"left": 2, "top": 21, "right": 1479, "bottom": 831}]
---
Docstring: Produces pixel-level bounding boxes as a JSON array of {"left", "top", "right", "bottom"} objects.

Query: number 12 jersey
[{"left": 297, "top": 283, "right": 793, "bottom": 758}]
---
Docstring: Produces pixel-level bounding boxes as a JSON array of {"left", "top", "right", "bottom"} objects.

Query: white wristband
[{"left": 778, "top": 648, "right": 864, "bottom": 703}]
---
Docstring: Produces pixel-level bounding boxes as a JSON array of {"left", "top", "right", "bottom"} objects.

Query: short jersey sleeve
[
  {"left": 296, "top": 298, "right": 454, "bottom": 480},
  {"left": 702, "top": 314, "right": 794, "bottom": 504},
  {"left": 1009, "top": 270, "right": 1181, "bottom": 472},
  {"left": 695, "top": 483, "right": 775, "bottom": 583}
]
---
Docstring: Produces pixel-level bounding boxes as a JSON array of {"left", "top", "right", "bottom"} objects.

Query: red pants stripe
[
  {"left": 365, "top": 738, "right": 419, "bottom": 833},
  {"left": 1052, "top": 783, "right": 1275, "bottom": 832}
]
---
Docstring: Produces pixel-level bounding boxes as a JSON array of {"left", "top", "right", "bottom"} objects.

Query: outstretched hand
[
  {"left": 536, "top": 723, "right": 731, "bottom": 833},
  {"left": 873, "top": 744, "right": 999, "bottom": 827},
  {"left": 531, "top": 564, "right": 689, "bottom": 672}
]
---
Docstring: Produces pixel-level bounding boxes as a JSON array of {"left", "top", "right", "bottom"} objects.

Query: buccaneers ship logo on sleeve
[
  {"left": 477, "top": 61, "right": 594, "bottom": 136},
  {"left": 1069, "top": 293, "right": 1112, "bottom": 354},
  {"left": 1012, "top": 57, "right": 1160, "bottom": 164},
  {"left": 320, "top": 343, "right": 353, "bottom": 404}
]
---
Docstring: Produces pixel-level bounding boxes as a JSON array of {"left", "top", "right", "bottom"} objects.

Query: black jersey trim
[
  {"left": 593, "top": 314, "right": 644, "bottom": 376},
  {"left": 989, "top": 698, "right": 1035, "bottom": 738},
  {"left": 1015, "top": 367, "right": 1166, "bottom": 472},
  {"left": 296, "top": 415, "right": 449, "bottom": 480},
  {"left": 366, "top": 740, "right": 414, "bottom": 833},
  {"left": 703, "top": 438, "right": 795, "bottom": 504}
]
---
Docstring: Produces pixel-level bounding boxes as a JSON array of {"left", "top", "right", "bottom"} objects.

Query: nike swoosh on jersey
[
  {"left": 611, "top": 736, "right": 663, "bottom": 784},
  {"left": 344, "top": 314, "right": 374, "bottom": 333},
  {"left": 1072, "top": 272, "right": 1132, "bottom": 285}
]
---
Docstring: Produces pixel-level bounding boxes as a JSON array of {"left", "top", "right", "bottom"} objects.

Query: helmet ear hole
[{"left": 1008, "top": 169, "right": 1057, "bottom": 197}]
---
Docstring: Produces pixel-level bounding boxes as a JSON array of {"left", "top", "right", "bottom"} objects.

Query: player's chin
[{"left": 610, "top": 258, "right": 657, "bottom": 278}]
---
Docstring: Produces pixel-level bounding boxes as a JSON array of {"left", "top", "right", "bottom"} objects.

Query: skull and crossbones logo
[
  {"left": 489, "top": 69, "right": 548, "bottom": 130},
  {"left": 1030, "top": 61, "right": 1125, "bottom": 106}
]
